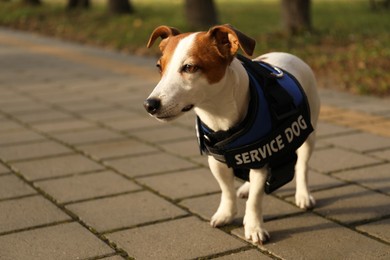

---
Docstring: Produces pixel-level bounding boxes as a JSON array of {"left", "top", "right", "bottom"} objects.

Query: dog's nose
[{"left": 143, "top": 98, "right": 161, "bottom": 115}]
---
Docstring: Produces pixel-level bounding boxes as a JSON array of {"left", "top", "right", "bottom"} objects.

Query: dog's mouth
[
  {"left": 156, "top": 104, "right": 194, "bottom": 121},
  {"left": 181, "top": 104, "right": 194, "bottom": 112}
]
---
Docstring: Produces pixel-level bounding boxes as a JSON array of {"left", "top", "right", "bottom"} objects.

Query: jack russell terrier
[{"left": 144, "top": 24, "right": 320, "bottom": 244}]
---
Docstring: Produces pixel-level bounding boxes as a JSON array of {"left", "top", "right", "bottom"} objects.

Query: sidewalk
[{"left": 0, "top": 28, "right": 389, "bottom": 260}]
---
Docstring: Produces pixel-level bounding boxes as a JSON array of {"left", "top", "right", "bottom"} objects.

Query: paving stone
[
  {"left": 322, "top": 132, "right": 390, "bottom": 152},
  {"left": 32, "top": 119, "right": 96, "bottom": 133},
  {"left": 130, "top": 124, "right": 194, "bottom": 143},
  {"left": 0, "top": 129, "right": 46, "bottom": 146},
  {"left": 106, "top": 152, "right": 196, "bottom": 178},
  {"left": 274, "top": 171, "right": 346, "bottom": 198},
  {"left": 159, "top": 138, "right": 200, "bottom": 157},
  {"left": 334, "top": 163, "right": 390, "bottom": 195},
  {"left": 0, "top": 120, "right": 26, "bottom": 133},
  {"left": 180, "top": 193, "right": 301, "bottom": 224},
  {"left": 312, "top": 184, "right": 390, "bottom": 225},
  {"left": 14, "top": 110, "right": 74, "bottom": 124},
  {"left": 0, "top": 222, "right": 114, "bottom": 260},
  {"left": 107, "top": 217, "right": 247, "bottom": 259},
  {"left": 309, "top": 147, "right": 381, "bottom": 173},
  {"left": 316, "top": 121, "right": 355, "bottom": 138},
  {"left": 53, "top": 128, "right": 123, "bottom": 145},
  {"left": 216, "top": 249, "right": 271, "bottom": 259},
  {"left": 369, "top": 148, "right": 390, "bottom": 161},
  {"left": 36, "top": 171, "right": 142, "bottom": 204},
  {"left": 138, "top": 168, "right": 220, "bottom": 200},
  {"left": 357, "top": 218, "right": 390, "bottom": 243},
  {"left": 78, "top": 139, "right": 157, "bottom": 159},
  {"left": 103, "top": 117, "right": 160, "bottom": 131},
  {"left": 66, "top": 191, "right": 187, "bottom": 232},
  {"left": 232, "top": 213, "right": 389, "bottom": 259},
  {"left": 0, "top": 163, "right": 9, "bottom": 174},
  {"left": 12, "top": 154, "right": 103, "bottom": 181},
  {"left": 0, "top": 196, "right": 70, "bottom": 233},
  {"left": 81, "top": 109, "right": 137, "bottom": 122},
  {"left": 0, "top": 140, "right": 71, "bottom": 162},
  {"left": 0, "top": 175, "right": 36, "bottom": 200}
]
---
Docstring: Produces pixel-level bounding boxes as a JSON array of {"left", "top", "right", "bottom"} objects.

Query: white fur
[{"left": 147, "top": 33, "right": 320, "bottom": 244}]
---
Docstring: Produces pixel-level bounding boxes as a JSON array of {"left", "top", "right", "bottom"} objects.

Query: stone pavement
[{"left": 0, "top": 27, "right": 389, "bottom": 260}]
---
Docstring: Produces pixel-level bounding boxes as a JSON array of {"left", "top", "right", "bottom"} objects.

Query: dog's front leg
[
  {"left": 244, "top": 168, "right": 270, "bottom": 244},
  {"left": 208, "top": 156, "right": 237, "bottom": 227}
]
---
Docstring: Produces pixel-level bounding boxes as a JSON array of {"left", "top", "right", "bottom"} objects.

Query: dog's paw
[
  {"left": 236, "top": 182, "right": 250, "bottom": 199},
  {"left": 295, "top": 193, "right": 316, "bottom": 210},
  {"left": 243, "top": 214, "right": 270, "bottom": 245},
  {"left": 210, "top": 210, "right": 235, "bottom": 227}
]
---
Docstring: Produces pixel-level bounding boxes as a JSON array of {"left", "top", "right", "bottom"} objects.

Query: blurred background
[{"left": 0, "top": 0, "right": 389, "bottom": 96}]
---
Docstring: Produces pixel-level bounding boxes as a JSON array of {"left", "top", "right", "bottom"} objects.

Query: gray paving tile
[
  {"left": 106, "top": 152, "right": 196, "bottom": 178},
  {"left": 66, "top": 191, "right": 187, "bottom": 232},
  {"left": 216, "top": 249, "right": 271, "bottom": 259},
  {"left": 159, "top": 138, "right": 200, "bottom": 157},
  {"left": 0, "top": 129, "right": 46, "bottom": 146},
  {"left": 334, "top": 163, "right": 390, "bottom": 195},
  {"left": 0, "top": 175, "right": 36, "bottom": 200},
  {"left": 13, "top": 110, "right": 74, "bottom": 124},
  {"left": 309, "top": 147, "right": 381, "bottom": 173},
  {"left": 322, "top": 132, "right": 390, "bottom": 152},
  {"left": 103, "top": 117, "right": 160, "bottom": 131},
  {"left": 316, "top": 121, "right": 355, "bottom": 138},
  {"left": 138, "top": 168, "right": 220, "bottom": 200},
  {"left": 0, "top": 196, "right": 70, "bottom": 233},
  {"left": 35, "top": 171, "right": 142, "bottom": 204},
  {"left": 130, "top": 124, "right": 194, "bottom": 143},
  {"left": 274, "top": 171, "right": 346, "bottom": 197},
  {"left": 0, "top": 163, "right": 9, "bottom": 174},
  {"left": 181, "top": 193, "right": 300, "bottom": 224},
  {"left": 369, "top": 148, "right": 390, "bottom": 161},
  {"left": 32, "top": 119, "right": 96, "bottom": 133},
  {"left": 12, "top": 154, "right": 103, "bottom": 181},
  {"left": 81, "top": 109, "right": 137, "bottom": 122},
  {"left": 357, "top": 218, "right": 390, "bottom": 243},
  {"left": 233, "top": 213, "right": 389, "bottom": 259},
  {"left": 107, "top": 217, "right": 247, "bottom": 259},
  {"left": 312, "top": 185, "right": 390, "bottom": 225},
  {"left": 0, "top": 140, "right": 71, "bottom": 162},
  {"left": 0, "top": 222, "right": 114, "bottom": 260},
  {"left": 78, "top": 139, "right": 157, "bottom": 160},
  {"left": 0, "top": 120, "right": 23, "bottom": 133},
  {"left": 52, "top": 128, "right": 123, "bottom": 145}
]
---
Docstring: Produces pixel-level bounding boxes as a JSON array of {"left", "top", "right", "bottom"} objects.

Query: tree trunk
[
  {"left": 22, "top": 0, "right": 41, "bottom": 6},
  {"left": 281, "top": 0, "right": 311, "bottom": 35},
  {"left": 185, "top": 0, "right": 219, "bottom": 30},
  {"left": 67, "top": 0, "right": 90, "bottom": 10},
  {"left": 108, "top": 0, "right": 134, "bottom": 14}
]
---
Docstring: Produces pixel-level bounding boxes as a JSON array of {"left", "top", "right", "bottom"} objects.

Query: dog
[{"left": 144, "top": 24, "right": 320, "bottom": 244}]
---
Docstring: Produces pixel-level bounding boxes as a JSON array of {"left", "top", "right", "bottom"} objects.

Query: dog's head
[{"left": 144, "top": 24, "right": 256, "bottom": 121}]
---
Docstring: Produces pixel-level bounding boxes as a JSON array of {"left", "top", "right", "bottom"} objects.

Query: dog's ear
[
  {"left": 147, "top": 26, "right": 181, "bottom": 50},
  {"left": 207, "top": 24, "right": 256, "bottom": 57}
]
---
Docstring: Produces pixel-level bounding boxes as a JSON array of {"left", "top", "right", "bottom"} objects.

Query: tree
[
  {"left": 22, "top": 0, "right": 41, "bottom": 6},
  {"left": 185, "top": 0, "right": 219, "bottom": 30},
  {"left": 281, "top": 0, "right": 312, "bottom": 35},
  {"left": 108, "top": 0, "right": 134, "bottom": 14},
  {"left": 67, "top": 0, "right": 90, "bottom": 10}
]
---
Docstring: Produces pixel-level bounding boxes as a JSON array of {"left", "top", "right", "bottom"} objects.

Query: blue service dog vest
[{"left": 196, "top": 54, "right": 313, "bottom": 194}]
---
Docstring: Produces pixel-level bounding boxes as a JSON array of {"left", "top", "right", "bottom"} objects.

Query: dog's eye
[
  {"left": 156, "top": 63, "right": 162, "bottom": 73},
  {"left": 181, "top": 64, "right": 199, "bottom": 74}
]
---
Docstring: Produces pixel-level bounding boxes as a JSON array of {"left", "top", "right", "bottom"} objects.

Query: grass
[{"left": 0, "top": 0, "right": 389, "bottom": 96}]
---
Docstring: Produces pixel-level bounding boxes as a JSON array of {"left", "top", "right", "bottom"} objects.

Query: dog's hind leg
[
  {"left": 237, "top": 181, "right": 250, "bottom": 198},
  {"left": 295, "top": 132, "right": 316, "bottom": 209},
  {"left": 208, "top": 156, "right": 237, "bottom": 227}
]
